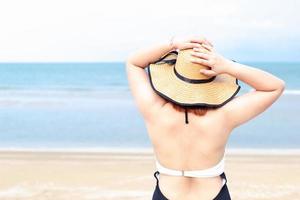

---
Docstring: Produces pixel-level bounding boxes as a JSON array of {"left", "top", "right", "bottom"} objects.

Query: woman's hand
[
  {"left": 190, "top": 44, "right": 232, "bottom": 76},
  {"left": 172, "top": 36, "right": 213, "bottom": 51}
]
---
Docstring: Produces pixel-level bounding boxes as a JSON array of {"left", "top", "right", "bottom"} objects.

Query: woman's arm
[
  {"left": 191, "top": 45, "right": 285, "bottom": 129},
  {"left": 126, "top": 42, "right": 176, "bottom": 69},
  {"left": 125, "top": 41, "right": 176, "bottom": 119},
  {"left": 226, "top": 61, "right": 285, "bottom": 92},
  {"left": 126, "top": 36, "right": 212, "bottom": 68},
  {"left": 125, "top": 36, "right": 213, "bottom": 120},
  {"left": 223, "top": 61, "right": 285, "bottom": 129}
]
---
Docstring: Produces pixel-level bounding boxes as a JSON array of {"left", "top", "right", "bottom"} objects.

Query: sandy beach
[{"left": 0, "top": 149, "right": 299, "bottom": 200}]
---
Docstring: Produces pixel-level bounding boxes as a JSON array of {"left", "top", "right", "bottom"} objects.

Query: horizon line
[{"left": 0, "top": 60, "right": 299, "bottom": 64}]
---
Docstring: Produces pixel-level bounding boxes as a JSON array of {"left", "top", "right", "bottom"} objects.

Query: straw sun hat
[{"left": 147, "top": 49, "right": 241, "bottom": 108}]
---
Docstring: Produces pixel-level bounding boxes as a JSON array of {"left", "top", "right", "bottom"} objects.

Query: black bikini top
[{"left": 185, "top": 108, "right": 189, "bottom": 124}]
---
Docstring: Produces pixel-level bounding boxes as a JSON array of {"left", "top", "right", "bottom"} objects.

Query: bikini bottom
[{"left": 152, "top": 171, "right": 231, "bottom": 200}]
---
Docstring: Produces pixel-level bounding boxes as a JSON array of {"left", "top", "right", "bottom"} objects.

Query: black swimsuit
[{"left": 152, "top": 171, "right": 231, "bottom": 200}]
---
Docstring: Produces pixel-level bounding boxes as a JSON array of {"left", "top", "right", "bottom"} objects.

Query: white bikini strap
[{"left": 155, "top": 157, "right": 225, "bottom": 178}]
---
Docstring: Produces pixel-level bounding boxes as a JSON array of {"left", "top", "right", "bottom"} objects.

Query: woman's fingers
[
  {"left": 190, "top": 57, "right": 211, "bottom": 66},
  {"left": 193, "top": 47, "right": 211, "bottom": 54},
  {"left": 199, "top": 69, "right": 217, "bottom": 76},
  {"left": 201, "top": 43, "right": 213, "bottom": 52},
  {"left": 190, "top": 37, "right": 213, "bottom": 47},
  {"left": 191, "top": 52, "right": 210, "bottom": 60},
  {"left": 205, "top": 40, "right": 213, "bottom": 47},
  {"left": 190, "top": 57, "right": 218, "bottom": 76},
  {"left": 180, "top": 42, "right": 202, "bottom": 50}
]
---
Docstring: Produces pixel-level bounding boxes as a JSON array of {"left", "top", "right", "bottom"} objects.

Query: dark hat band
[
  {"left": 173, "top": 67, "right": 216, "bottom": 84},
  {"left": 152, "top": 52, "right": 216, "bottom": 84}
]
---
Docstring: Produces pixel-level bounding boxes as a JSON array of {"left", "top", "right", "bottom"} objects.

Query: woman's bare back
[{"left": 145, "top": 102, "right": 232, "bottom": 200}]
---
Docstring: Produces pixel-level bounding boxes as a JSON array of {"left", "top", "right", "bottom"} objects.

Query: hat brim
[{"left": 148, "top": 62, "right": 241, "bottom": 108}]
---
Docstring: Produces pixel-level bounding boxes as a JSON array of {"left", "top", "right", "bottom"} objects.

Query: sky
[{"left": 0, "top": 0, "right": 299, "bottom": 62}]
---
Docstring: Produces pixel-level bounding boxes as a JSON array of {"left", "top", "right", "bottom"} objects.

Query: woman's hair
[{"left": 170, "top": 102, "right": 216, "bottom": 116}]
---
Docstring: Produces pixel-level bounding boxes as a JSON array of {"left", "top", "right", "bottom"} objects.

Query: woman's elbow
[
  {"left": 276, "top": 79, "right": 285, "bottom": 94},
  {"left": 126, "top": 56, "right": 140, "bottom": 70},
  {"left": 126, "top": 54, "right": 135, "bottom": 66},
  {"left": 279, "top": 79, "right": 285, "bottom": 91}
]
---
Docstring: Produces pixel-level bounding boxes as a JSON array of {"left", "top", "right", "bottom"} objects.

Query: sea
[{"left": 0, "top": 62, "right": 299, "bottom": 151}]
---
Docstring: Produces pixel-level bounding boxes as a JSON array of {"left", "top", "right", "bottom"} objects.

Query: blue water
[
  {"left": 0, "top": 62, "right": 299, "bottom": 149},
  {"left": 0, "top": 63, "right": 127, "bottom": 90}
]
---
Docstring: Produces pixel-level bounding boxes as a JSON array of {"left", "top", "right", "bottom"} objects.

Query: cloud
[{"left": 0, "top": 0, "right": 299, "bottom": 62}]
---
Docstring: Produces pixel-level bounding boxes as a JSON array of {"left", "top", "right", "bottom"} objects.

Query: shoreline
[{"left": 0, "top": 147, "right": 300, "bottom": 155}]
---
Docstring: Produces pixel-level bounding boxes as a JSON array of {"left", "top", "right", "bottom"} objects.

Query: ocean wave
[
  {"left": 283, "top": 90, "right": 300, "bottom": 95},
  {"left": 0, "top": 88, "right": 298, "bottom": 107},
  {"left": 0, "top": 87, "right": 131, "bottom": 100},
  {"left": 240, "top": 89, "right": 300, "bottom": 95}
]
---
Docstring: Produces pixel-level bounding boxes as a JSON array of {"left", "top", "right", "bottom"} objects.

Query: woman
[{"left": 126, "top": 36, "right": 285, "bottom": 200}]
